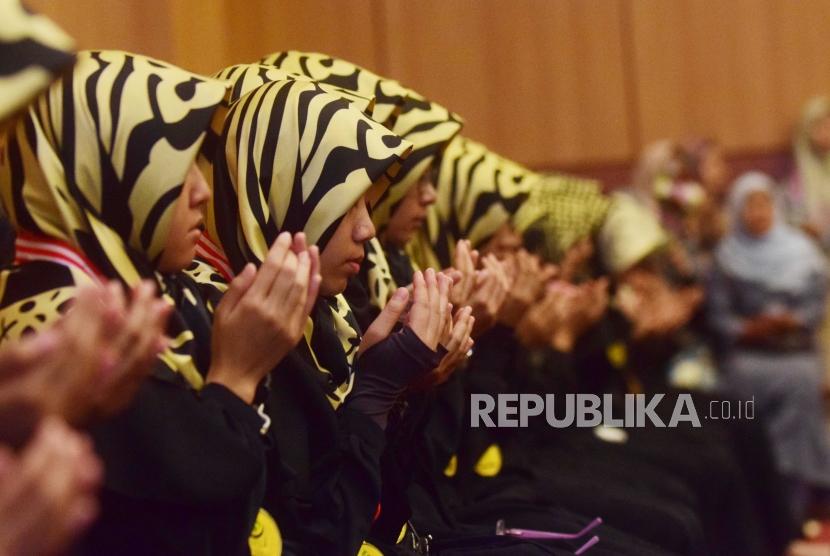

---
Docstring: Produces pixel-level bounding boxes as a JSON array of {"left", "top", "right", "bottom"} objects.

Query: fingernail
[{"left": 393, "top": 288, "right": 407, "bottom": 300}]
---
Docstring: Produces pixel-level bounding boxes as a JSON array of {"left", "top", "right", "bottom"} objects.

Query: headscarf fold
[
  {"left": 0, "top": 50, "right": 228, "bottom": 388},
  {"left": 259, "top": 51, "right": 463, "bottom": 232},
  {"left": 716, "top": 171, "right": 826, "bottom": 294},
  {"left": 0, "top": 0, "right": 74, "bottom": 123},
  {"left": 200, "top": 63, "right": 378, "bottom": 250},
  {"left": 213, "top": 63, "right": 376, "bottom": 118},
  {"left": 410, "top": 136, "right": 540, "bottom": 269},
  {"left": 259, "top": 51, "right": 410, "bottom": 127},
  {"left": 516, "top": 173, "right": 611, "bottom": 263},
  {"left": 201, "top": 77, "right": 412, "bottom": 408}
]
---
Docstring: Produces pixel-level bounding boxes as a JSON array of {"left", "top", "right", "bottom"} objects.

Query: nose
[
  {"left": 353, "top": 200, "right": 376, "bottom": 243},
  {"left": 189, "top": 165, "right": 212, "bottom": 208},
  {"left": 419, "top": 182, "right": 437, "bottom": 206}
]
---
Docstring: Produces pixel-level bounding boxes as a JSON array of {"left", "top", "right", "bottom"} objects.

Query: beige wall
[{"left": 28, "top": 0, "right": 830, "bottom": 175}]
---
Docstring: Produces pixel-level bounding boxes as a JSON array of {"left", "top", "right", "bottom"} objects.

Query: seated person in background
[{"left": 708, "top": 171, "right": 830, "bottom": 524}]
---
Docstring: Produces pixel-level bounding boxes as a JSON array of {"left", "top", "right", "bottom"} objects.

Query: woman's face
[
  {"left": 382, "top": 166, "right": 437, "bottom": 248},
  {"left": 809, "top": 114, "right": 830, "bottom": 155},
  {"left": 318, "top": 193, "right": 375, "bottom": 296},
  {"left": 158, "top": 163, "right": 211, "bottom": 273},
  {"left": 741, "top": 190, "right": 775, "bottom": 238},
  {"left": 480, "top": 222, "right": 523, "bottom": 261}
]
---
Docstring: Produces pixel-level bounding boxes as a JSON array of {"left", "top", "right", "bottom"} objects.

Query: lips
[
  {"left": 345, "top": 256, "right": 364, "bottom": 275},
  {"left": 188, "top": 219, "right": 205, "bottom": 233}
]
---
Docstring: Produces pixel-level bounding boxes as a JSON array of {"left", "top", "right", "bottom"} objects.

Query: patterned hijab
[
  {"left": 197, "top": 62, "right": 378, "bottom": 255},
  {"left": 410, "top": 136, "right": 540, "bottom": 269},
  {"left": 259, "top": 51, "right": 410, "bottom": 127},
  {"left": 717, "top": 171, "right": 826, "bottom": 294},
  {"left": 259, "top": 51, "right": 463, "bottom": 233},
  {"left": 516, "top": 173, "right": 611, "bottom": 263},
  {"left": 0, "top": 50, "right": 227, "bottom": 388},
  {"left": 0, "top": 0, "right": 74, "bottom": 123},
  {"left": 201, "top": 76, "right": 412, "bottom": 407}
]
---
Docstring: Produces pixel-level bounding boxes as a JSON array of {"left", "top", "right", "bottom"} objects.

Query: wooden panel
[
  {"left": 26, "top": 0, "right": 830, "bottom": 171},
  {"left": 27, "top": 0, "right": 176, "bottom": 62},
  {"left": 28, "top": 0, "right": 385, "bottom": 76},
  {"left": 216, "top": 0, "right": 385, "bottom": 75},
  {"left": 629, "top": 0, "right": 830, "bottom": 153},
  {"left": 767, "top": 0, "right": 830, "bottom": 141},
  {"left": 382, "top": 0, "right": 634, "bottom": 168}
]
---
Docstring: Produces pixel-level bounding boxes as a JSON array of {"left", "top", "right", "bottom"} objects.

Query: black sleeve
[
  {"left": 305, "top": 406, "right": 388, "bottom": 556},
  {"left": 268, "top": 331, "right": 440, "bottom": 556},
  {"left": 264, "top": 351, "right": 387, "bottom": 556},
  {"left": 346, "top": 326, "right": 445, "bottom": 429},
  {"left": 90, "top": 371, "right": 267, "bottom": 507},
  {"left": 81, "top": 368, "right": 269, "bottom": 555}
]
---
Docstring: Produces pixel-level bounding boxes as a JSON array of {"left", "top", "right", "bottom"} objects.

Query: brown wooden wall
[{"left": 28, "top": 0, "right": 830, "bottom": 183}]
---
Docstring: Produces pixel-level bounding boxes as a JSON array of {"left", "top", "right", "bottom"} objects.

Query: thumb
[{"left": 360, "top": 287, "right": 409, "bottom": 353}]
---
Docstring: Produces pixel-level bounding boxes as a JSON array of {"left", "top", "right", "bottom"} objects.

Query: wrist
[{"left": 206, "top": 365, "right": 258, "bottom": 404}]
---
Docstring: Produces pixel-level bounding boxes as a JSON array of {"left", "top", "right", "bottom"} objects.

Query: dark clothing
[
  {"left": 80, "top": 380, "right": 267, "bottom": 556},
  {"left": 264, "top": 322, "right": 441, "bottom": 555},
  {"left": 79, "top": 273, "right": 268, "bottom": 556}
]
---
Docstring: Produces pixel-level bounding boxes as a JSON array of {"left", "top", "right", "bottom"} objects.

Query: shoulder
[{"left": 0, "top": 262, "right": 95, "bottom": 341}]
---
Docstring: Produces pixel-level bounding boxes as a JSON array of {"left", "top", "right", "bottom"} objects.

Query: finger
[
  {"left": 450, "top": 307, "right": 472, "bottom": 352},
  {"left": 411, "top": 271, "right": 427, "bottom": 311},
  {"left": 360, "top": 288, "right": 409, "bottom": 352},
  {"left": 408, "top": 271, "right": 429, "bottom": 331},
  {"left": 453, "top": 239, "right": 466, "bottom": 270},
  {"left": 266, "top": 251, "right": 300, "bottom": 310},
  {"left": 425, "top": 269, "right": 441, "bottom": 335},
  {"left": 291, "top": 232, "right": 307, "bottom": 255},
  {"left": 219, "top": 263, "right": 256, "bottom": 314},
  {"left": 286, "top": 251, "right": 311, "bottom": 331},
  {"left": 247, "top": 231, "right": 292, "bottom": 299},
  {"left": 464, "top": 337, "right": 474, "bottom": 355},
  {"left": 457, "top": 314, "right": 474, "bottom": 357},
  {"left": 436, "top": 272, "right": 452, "bottom": 341},
  {"left": 101, "top": 282, "right": 128, "bottom": 336},
  {"left": 470, "top": 248, "right": 480, "bottom": 269}
]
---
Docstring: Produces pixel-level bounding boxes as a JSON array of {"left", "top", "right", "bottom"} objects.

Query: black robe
[{"left": 77, "top": 272, "right": 268, "bottom": 556}]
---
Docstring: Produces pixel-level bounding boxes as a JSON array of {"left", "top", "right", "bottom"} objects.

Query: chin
[{"left": 320, "top": 276, "right": 348, "bottom": 297}]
